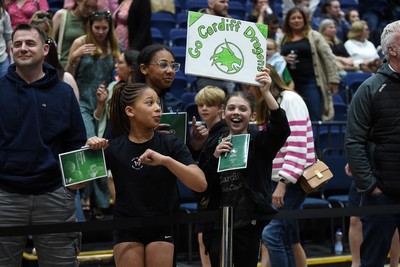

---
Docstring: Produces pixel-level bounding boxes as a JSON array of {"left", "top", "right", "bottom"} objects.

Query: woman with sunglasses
[
  {"left": 135, "top": 44, "right": 185, "bottom": 114},
  {"left": 52, "top": 0, "right": 97, "bottom": 68},
  {"left": 66, "top": 10, "right": 119, "bottom": 138},
  {"left": 6, "top": 0, "right": 49, "bottom": 29}
]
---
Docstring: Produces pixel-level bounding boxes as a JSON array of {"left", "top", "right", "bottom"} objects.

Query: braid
[{"left": 109, "top": 82, "right": 149, "bottom": 137}]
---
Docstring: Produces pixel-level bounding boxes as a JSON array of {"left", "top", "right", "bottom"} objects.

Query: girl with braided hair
[{"left": 86, "top": 82, "right": 206, "bottom": 266}]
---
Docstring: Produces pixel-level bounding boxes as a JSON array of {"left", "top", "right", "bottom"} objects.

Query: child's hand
[
  {"left": 155, "top": 123, "right": 173, "bottom": 135},
  {"left": 96, "top": 82, "right": 109, "bottom": 104},
  {"left": 255, "top": 67, "right": 272, "bottom": 93},
  {"left": 86, "top": 136, "right": 109, "bottom": 150},
  {"left": 139, "top": 149, "right": 166, "bottom": 166},
  {"left": 213, "top": 135, "right": 232, "bottom": 158},
  {"left": 191, "top": 117, "right": 208, "bottom": 150}
]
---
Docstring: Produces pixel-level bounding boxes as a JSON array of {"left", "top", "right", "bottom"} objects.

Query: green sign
[
  {"left": 59, "top": 147, "right": 107, "bottom": 187},
  {"left": 160, "top": 112, "right": 188, "bottom": 143},
  {"left": 217, "top": 134, "right": 250, "bottom": 172}
]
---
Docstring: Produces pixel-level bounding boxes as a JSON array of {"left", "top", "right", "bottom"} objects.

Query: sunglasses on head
[
  {"left": 35, "top": 11, "right": 53, "bottom": 20},
  {"left": 90, "top": 10, "right": 112, "bottom": 21}
]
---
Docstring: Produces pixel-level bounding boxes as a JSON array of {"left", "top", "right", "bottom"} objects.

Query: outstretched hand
[{"left": 86, "top": 136, "right": 109, "bottom": 150}]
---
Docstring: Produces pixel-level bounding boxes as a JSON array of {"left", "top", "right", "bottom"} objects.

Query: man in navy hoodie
[{"left": 0, "top": 23, "right": 86, "bottom": 266}]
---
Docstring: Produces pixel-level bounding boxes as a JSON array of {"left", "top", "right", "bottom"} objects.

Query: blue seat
[
  {"left": 169, "top": 28, "right": 187, "bottom": 47},
  {"left": 339, "top": 0, "right": 358, "bottom": 11},
  {"left": 181, "top": 92, "right": 197, "bottom": 106},
  {"left": 170, "top": 71, "right": 189, "bottom": 99},
  {"left": 313, "top": 121, "right": 347, "bottom": 156},
  {"left": 151, "top": 27, "right": 165, "bottom": 45},
  {"left": 48, "top": 0, "right": 63, "bottom": 14},
  {"left": 176, "top": 180, "right": 198, "bottom": 263},
  {"left": 151, "top": 12, "right": 177, "bottom": 40},
  {"left": 170, "top": 46, "right": 186, "bottom": 72},
  {"left": 229, "top": 1, "right": 246, "bottom": 20},
  {"left": 186, "top": 0, "right": 208, "bottom": 12},
  {"left": 333, "top": 102, "right": 347, "bottom": 121},
  {"left": 174, "top": 0, "right": 183, "bottom": 14},
  {"left": 321, "top": 148, "right": 352, "bottom": 253},
  {"left": 343, "top": 72, "right": 373, "bottom": 102},
  {"left": 185, "top": 103, "right": 201, "bottom": 121},
  {"left": 176, "top": 12, "right": 188, "bottom": 29}
]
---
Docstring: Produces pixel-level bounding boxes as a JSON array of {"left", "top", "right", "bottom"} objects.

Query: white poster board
[{"left": 185, "top": 11, "right": 268, "bottom": 86}]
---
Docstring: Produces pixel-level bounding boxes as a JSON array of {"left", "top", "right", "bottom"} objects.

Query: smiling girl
[{"left": 201, "top": 68, "right": 290, "bottom": 266}]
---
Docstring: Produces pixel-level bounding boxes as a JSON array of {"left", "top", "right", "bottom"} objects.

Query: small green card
[
  {"left": 59, "top": 147, "right": 107, "bottom": 187},
  {"left": 217, "top": 134, "right": 250, "bottom": 172},
  {"left": 160, "top": 112, "right": 188, "bottom": 143}
]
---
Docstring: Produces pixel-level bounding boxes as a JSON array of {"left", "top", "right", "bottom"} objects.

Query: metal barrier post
[{"left": 221, "top": 206, "right": 233, "bottom": 267}]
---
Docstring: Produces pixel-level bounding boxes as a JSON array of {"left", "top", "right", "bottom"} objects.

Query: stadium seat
[
  {"left": 186, "top": 0, "right": 208, "bottom": 12},
  {"left": 229, "top": 1, "right": 246, "bottom": 20},
  {"left": 151, "top": 12, "right": 177, "bottom": 40},
  {"left": 151, "top": 27, "right": 165, "bottom": 45},
  {"left": 169, "top": 28, "right": 188, "bottom": 47},
  {"left": 170, "top": 71, "right": 189, "bottom": 99},
  {"left": 170, "top": 46, "right": 187, "bottom": 72}
]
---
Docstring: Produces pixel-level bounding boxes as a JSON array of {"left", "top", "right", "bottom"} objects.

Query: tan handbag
[{"left": 299, "top": 160, "right": 333, "bottom": 194}]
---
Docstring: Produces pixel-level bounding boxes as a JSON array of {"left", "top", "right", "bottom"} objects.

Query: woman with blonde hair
[
  {"left": 319, "top": 18, "right": 357, "bottom": 75},
  {"left": 344, "top": 20, "right": 381, "bottom": 73}
]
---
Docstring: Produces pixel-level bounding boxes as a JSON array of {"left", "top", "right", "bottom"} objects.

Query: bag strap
[
  {"left": 57, "top": 9, "right": 67, "bottom": 58},
  {"left": 34, "top": 0, "right": 39, "bottom": 10}
]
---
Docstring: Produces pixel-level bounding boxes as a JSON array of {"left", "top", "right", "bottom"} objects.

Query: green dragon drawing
[{"left": 210, "top": 39, "right": 242, "bottom": 73}]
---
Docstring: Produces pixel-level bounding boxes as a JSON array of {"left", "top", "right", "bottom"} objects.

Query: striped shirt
[{"left": 272, "top": 90, "right": 316, "bottom": 183}]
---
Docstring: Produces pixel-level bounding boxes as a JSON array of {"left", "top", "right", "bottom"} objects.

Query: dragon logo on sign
[{"left": 210, "top": 39, "right": 244, "bottom": 74}]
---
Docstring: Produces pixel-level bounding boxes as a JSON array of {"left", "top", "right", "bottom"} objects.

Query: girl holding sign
[{"left": 201, "top": 68, "right": 290, "bottom": 266}]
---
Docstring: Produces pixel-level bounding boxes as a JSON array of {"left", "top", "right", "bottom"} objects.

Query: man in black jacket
[{"left": 346, "top": 20, "right": 400, "bottom": 267}]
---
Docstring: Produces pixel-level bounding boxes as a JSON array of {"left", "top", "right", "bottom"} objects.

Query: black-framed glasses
[
  {"left": 149, "top": 60, "right": 180, "bottom": 72},
  {"left": 91, "top": 10, "right": 112, "bottom": 21}
]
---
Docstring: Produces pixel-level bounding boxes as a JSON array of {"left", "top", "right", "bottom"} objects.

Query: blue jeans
[
  {"left": 262, "top": 182, "right": 306, "bottom": 267},
  {"left": 360, "top": 192, "right": 400, "bottom": 267},
  {"left": 297, "top": 79, "right": 321, "bottom": 121},
  {"left": 80, "top": 106, "right": 96, "bottom": 138},
  {"left": 0, "top": 186, "right": 81, "bottom": 267},
  {"left": 0, "top": 58, "right": 9, "bottom": 78}
]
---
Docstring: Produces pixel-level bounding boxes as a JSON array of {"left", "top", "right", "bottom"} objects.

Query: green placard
[
  {"left": 59, "top": 147, "right": 107, "bottom": 187},
  {"left": 217, "top": 134, "right": 250, "bottom": 172},
  {"left": 160, "top": 112, "right": 188, "bottom": 143}
]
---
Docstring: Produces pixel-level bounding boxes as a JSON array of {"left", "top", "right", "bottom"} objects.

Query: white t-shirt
[{"left": 344, "top": 39, "right": 380, "bottom": 65}]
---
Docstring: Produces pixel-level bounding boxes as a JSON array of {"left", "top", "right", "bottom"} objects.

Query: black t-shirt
[
  {"left": 105, "top": 132, "right": 195, "bottom": 218},
  {"left": 281, "top": 38, "right": 316, "bottom": 86}
]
